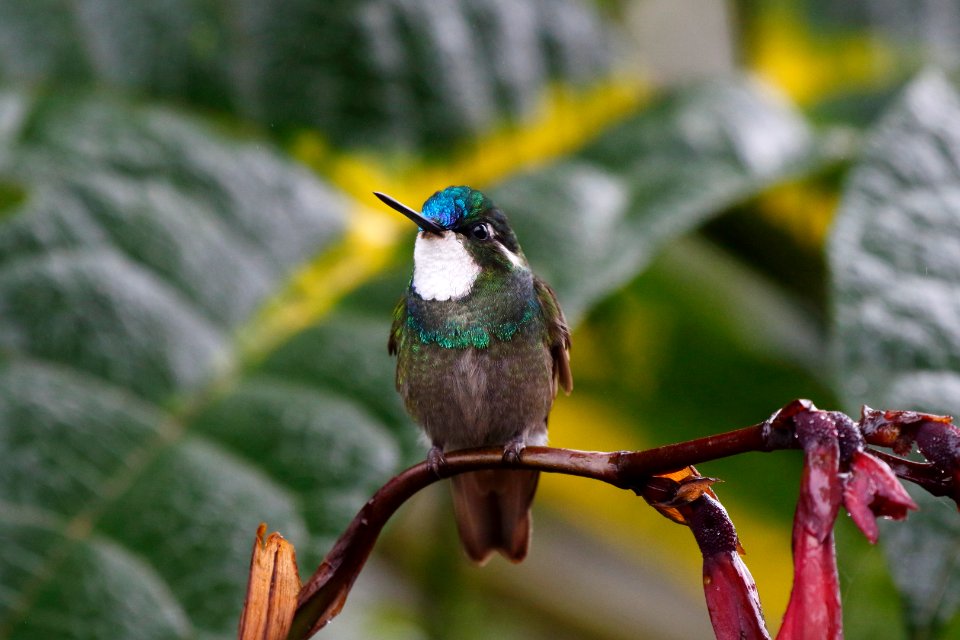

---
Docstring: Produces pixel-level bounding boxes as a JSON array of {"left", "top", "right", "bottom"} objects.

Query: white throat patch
[{"left": 412, "top": 231, "right": 481, "bottom": 301}]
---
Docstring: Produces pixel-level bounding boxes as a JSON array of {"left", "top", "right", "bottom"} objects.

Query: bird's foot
[
  {"left": 427, "top": 445, "right": 448, "bottom": 478},
  {"left": 502, "top": 437, "right": 525, "bottom": 464}
]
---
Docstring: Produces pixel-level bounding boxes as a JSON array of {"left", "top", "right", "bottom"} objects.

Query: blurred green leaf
[
  {"left": 803, "top": 0, "right": 960, "bottom": 61},
  {"left": 0, "top": 0, "right": 616, "bottom": 152},
  {"left": 495, "top": 77, "right": 824, "bottom": 323},
  {"left": 2, "top": 2, "right": 954, "bottom": 638},
  {"left": 882, "top": 488, "right": 960, "bottom": 638},
  {"left": 830, "top": 70, "right": 960, "bottom": 637},
  {"left": 0, "top": 90, "right": 406, "bottom": 639},
  {"left": 0, "top": 73, "right": 836, "bottom": 638}
]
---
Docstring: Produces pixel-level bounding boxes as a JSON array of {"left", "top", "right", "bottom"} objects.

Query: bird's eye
[{"left": 470, "top": 223, "right": 490, "bottom": 241}]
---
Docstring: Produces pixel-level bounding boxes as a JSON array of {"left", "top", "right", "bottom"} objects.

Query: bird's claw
[
  {"left": 502, "top": 438, "right": 525, "bottom": 464},
  {"left": 427, "top": 445, "right": 448, "bottom": 477}
]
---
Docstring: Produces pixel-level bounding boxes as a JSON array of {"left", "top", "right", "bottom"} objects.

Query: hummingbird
[{"left": 375, "top": 186, "right": 572, "bottom": 564}]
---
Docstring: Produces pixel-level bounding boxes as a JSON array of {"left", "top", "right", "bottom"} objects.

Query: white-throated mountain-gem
[{"left": 375, "top": 186, "right": 572, "bottom": 564}]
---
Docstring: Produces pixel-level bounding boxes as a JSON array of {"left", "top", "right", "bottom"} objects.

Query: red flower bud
[
  {"left": 778, "top": 527, "right": 842, "bottom": 640},
  {"left": 842, "top": 451, "right": 917, "bottom": 543},
  {"left": 685, "top": 495, "right": 770, "bottom": 640},
  {"left": 778, "top": 412, "right": 843, "bottom": 640},
  {"left": 702, "top": 550, "right": 770, "bottom": 640}
]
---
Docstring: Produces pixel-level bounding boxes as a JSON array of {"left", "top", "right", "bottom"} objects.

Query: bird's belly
[{"left": 400, "top": 337, "right": 553, "bottom": 451}]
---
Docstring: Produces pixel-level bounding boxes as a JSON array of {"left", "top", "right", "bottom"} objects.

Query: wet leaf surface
[
  {"left": 830, "top": 71, "right": 960, "bottom": 636},
  {"left": 0, "top": 0, "right": 615, "bottom": 151}
]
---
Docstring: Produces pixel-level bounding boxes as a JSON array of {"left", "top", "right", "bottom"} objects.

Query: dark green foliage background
[{"left": 1, "top": 1, "right": 959, "bottom": 639}]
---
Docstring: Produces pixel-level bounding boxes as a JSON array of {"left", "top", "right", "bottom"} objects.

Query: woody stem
[{"left": 289, "top": 421, "right": 782, "bottom": 639}]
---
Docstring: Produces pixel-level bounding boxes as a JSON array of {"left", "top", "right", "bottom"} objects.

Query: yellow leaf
[{"left": 749, "top": 7, "right": 897, "bottom": 105}]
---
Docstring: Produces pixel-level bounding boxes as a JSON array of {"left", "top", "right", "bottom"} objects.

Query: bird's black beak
[{"left": 373, "top": 192, "right": 445, "bottom": 234}]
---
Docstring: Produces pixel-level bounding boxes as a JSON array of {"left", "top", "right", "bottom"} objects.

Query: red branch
[
  {"left": 288, "top": 424, "right": 775, "bottom": 639},
  {"left": 284, "top": 400, "right": 958, "bottom": 639}
]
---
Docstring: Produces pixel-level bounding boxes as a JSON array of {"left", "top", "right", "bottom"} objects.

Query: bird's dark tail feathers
[{"left": 450, "top": 469, "right": 539, "bottom": 564}]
